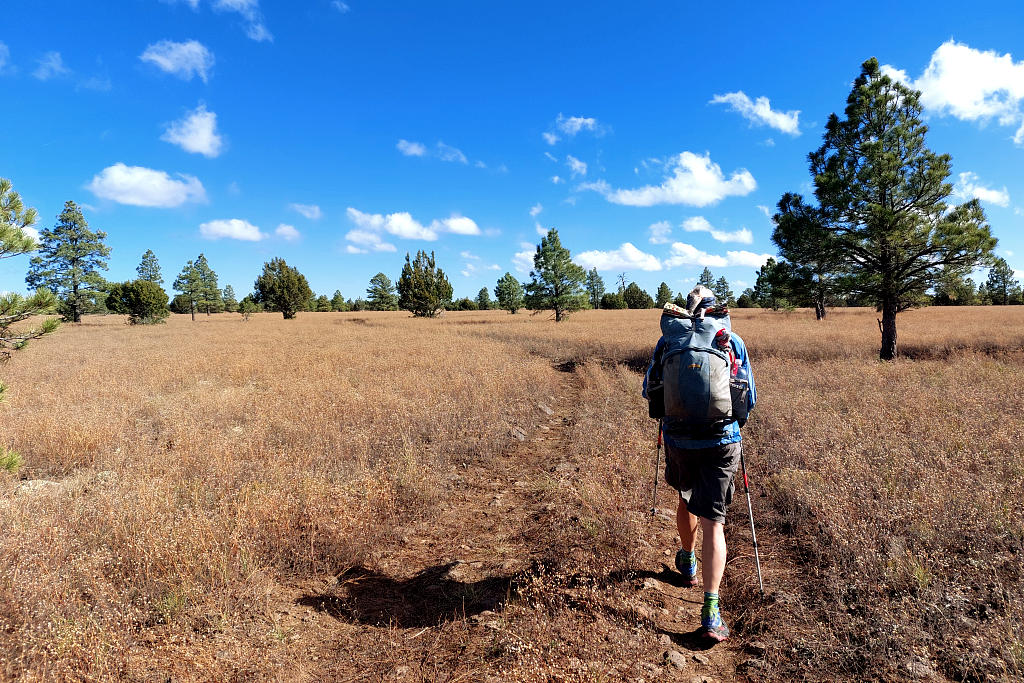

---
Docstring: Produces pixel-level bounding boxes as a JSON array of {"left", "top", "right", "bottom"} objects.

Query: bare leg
[
  {"left": 700, "top": 518, "right": 727, "bottom": 594},
  {"left": 676, "top": 494, "right": 698, "bottom": 552}
]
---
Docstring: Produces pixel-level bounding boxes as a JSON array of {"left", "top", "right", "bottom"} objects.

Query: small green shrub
[{"left": 0, "top": 446, "right": 22, "bottom": 474}]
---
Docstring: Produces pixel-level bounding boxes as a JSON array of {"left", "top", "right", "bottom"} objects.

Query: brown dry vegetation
[{"left": 1, "top": 307, "right": 1022, "bottom": 681}]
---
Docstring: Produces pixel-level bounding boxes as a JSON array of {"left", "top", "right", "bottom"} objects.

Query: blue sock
[
  {"left": 702, "top": 592, "right": 721, "bottom": 625},
  {"left": 679, "top": 549, "right": 696, "bottom": 571}
]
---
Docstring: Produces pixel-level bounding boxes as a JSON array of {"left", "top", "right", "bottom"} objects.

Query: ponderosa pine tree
[
  {"left": 623, "top": 282, "right": 654, "bottom": 309},
  {"left": 222, "top": 285, "right": 238, "bottom": 313},
  {"left": 494, "top": 272, "right": 524, "bottom": 314},
  {"left": 586, "top": 268, "right": 605, "bottom": 309},
  {"left": 713, "top": 276, "right": 735, "bottom": 308},
  {"left": 397, "top": 251, "right": 452, "bottom": 317},
  {"left": 781, "top": 58, "right": 996, "bottom": 359},
  {"left": 476, "top": 287, "right": 492, "bottom": 310},
  {"left": 316, "top": 294, "right": 331, "bottom": 311},
  {"left": 173, "top": 260, "right": 202, "bottom": 320},
  {"left": 985, "top": 257, "right": 1018, "bottom": 305},
  {"left": 254, "top": 257, "right": 313, "bottom": 319},
  {"left": 772, "top": 192, "right": 849, "bottom": 319},
  {"left": 697, "top": 267, "right": 715, "bottom": 291},
  {"left": 137, "top": 249, "right": 163, "bottom": 285},
  {"left": 524, "top": 228, "right": 586, "bottom": 322},
  {"left": 366, "top": 272, "right": 399, "bottom": 310},
  {"left": 194, "top": 254, "right": 222, "bottom": 315},
  {"left": 1, "top": 178, "right": 58, "bottom": 373},
  {"left": 655, "top": 282, "right": 673, "bottom": 308},
  {"left": 330, "top": 290, "right": 346, "bottom": 312},
  {"left": 26, "top": 201, "right": 110, "bottom": 323}
]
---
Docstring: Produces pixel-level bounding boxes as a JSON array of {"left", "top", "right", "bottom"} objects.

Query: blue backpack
[{"left": 649, "top": 305, "right": 749, "bottom": 428}]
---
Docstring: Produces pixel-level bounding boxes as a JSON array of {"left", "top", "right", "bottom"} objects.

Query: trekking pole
[
  {"left": 740, "top": 449, "right": 765, "bottom": 595},
  {"left": 650, "top": 419, "right": 663, "bottom": 515}
]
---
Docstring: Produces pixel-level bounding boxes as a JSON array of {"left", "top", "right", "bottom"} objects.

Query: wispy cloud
[
  {"left": 397, "top": 139, "right": 427, "bottom": 156},
  {"left": 542, "top": 113, "right": 607, "bottom": 144},
  {"left": 161, "top": 104, "right": 223, "bottom": 157},
  {"left": 954, "top": 171, "right": 1010, "bottom": 206},
  {"left": 140, "top": 40, "right": 214, "bottom": 82},
  {"left": 529, "top": 203, "right": 543, "bottom": 217},
  {"left": 710, "top": 91, "right": 800, "bottom": 135},
  {"left": 33, "top": 52, "right": 70, "bottom": 80},
  {"left": 200, "top": 218, "right": 266, "bottom": 241},
  {"left": 344, "top": 207, "right": 481, "bottom": 251},
  {"left": 681, "top": 216, "right": 753, "bottom": 244},
  {"left": 331, "top": 1, "right": 350, "bottom": 12},
  {"left": 566, "top": 155, "right": 587, "bottom": 178},
  {"left": 213, "top": 0, "right": 272, "bottom": 41},
  {"left": 289, "top": 203, "right": 323, "bottom": 220},
  {"left": 436, "top": 141, "right": 468, "bottom": 164},
  {"left": 648, "top": 220, "right": 672, "bottom": 244},
  {"left": 87, "top": 163, "right": 207, "bottom": 208},
  {"left": 275, "top": 223, "right": 300, "bottom": 241},
  {"left": 663, "top": 242, "right": 772, "bottom": 269},
  {"left": 0, "top": 42, "right": 10, "bottom": 74}
]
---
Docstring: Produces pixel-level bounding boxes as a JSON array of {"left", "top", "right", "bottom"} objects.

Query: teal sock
[
  {"left": 702, "top": 592, "right": 721, "bottom": 623},
  {"left": 703, "top": 591, "right": 719, "bottom": 610},
  {"left": 679, "top": 549, "right": 696, "bottom": 570}
]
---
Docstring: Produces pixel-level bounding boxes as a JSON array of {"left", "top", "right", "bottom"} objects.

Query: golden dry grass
[{"left": 1, "top": 306, "right": 1022, "bottom": 680}]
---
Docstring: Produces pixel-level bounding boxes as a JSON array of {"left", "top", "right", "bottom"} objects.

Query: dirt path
[{"left": 252, "top": 366, "right": 749, "bottom": 681}]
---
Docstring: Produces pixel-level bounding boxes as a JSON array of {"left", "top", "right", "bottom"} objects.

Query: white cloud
[
  {"left": 681, "top": 216, "right": 754, "bottom": 244},
  {"left": 582, "top": 151, "right": 756, "bottom": 207},
  {"left": 289, "top": 203, "right": 322, "bottom": 220},
  {"left": 431, "top": 214, "right": 480, "bottom": 235},
  {"left": 542, "top": 132, "right": 559, "bottom": 145},
  {"left": 436, "top": 141, "right": 468, "bottom": 164},
  {"left": 140, "top": 40, "right": 214, "bottom": 82},
  {"left": 710, "top": 91, "right": 800, "bottom": 135},
  {"left": 21, "top": 226, "right": 40, "bottom": 245},
  {"left": 513, "top": 248, "right": 535, "bottom": 274},
  {"left": 200, "top": 218, "right": 265, "bottom": 241},
  {"left": 397, "top": 139, "right": 427, "bottom": 156},
  {"left": 725, "top": 250, "right": 774, "bottom": 268},
  {"left": 87, "top": 163, "right": 207, "bottom": 207},
  {"left": 460, "top": 250, "right": 480, "bottom": 260},
  {"left": 756, "top": 205, "right": 772, "bottom": 218},
  {"left": 346, "top": 207, "right": 480, "bottom": 243},
  {"left": 213, "top": 0, "right": 272, "bottom": 41},
  {"left": 954, "top": 172, "right": 1010, "bottom": 206},
  {"left": 883, "top": 40, "right": 1024, "bottom": 144},
  {"left": 556, "top": 114, "right": 600, "bottom": 136},
  {"left": 551, "top": 175, "right": 564, "bottom": 184},
  {"left": 544, "top": 151, "right": 558, "bottom": 162},
  {"left": 0, "top": 42, "right": 9, "bottom": 74},
  {"left": 332, "top": 1, "right": 350, "bottom": 12},
  {"left": 664, "top": 242, "right": 728, "bottom": 268},
  {"left": 575, "top": 243, "right": 662, "bottom": 272},
  {"left": 535, "top": 222, "right": 548, "bottom": 237},
  {"left": 33, "top": 52, "right": 70, "bottom": 80},
  {"left": 161, "top": 104, "right": 223, "bottom": 157},
  {"left": 275, "top": 223, "right": 300, "bottom": 241},
  {"left": 346, "top": 245, "right": 368, "bottom": 254},
  {"left": 529, "top": 203, "right": 543, "bottom": 217},
  {"left": 648, "top": 220, "right": 672, "bottom": 244},
  {"left": 566, "top": 155, "right": 587, "bottom": 178},
  {"left": 345, "top": 228, "right": 396, "bottom": 252}
]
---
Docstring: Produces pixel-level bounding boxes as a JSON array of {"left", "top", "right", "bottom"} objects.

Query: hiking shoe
[
  {"left": 674, "top": 548, "right": 698, "bottom": 587},
  {"left": 700, "top": 604, "right": 730, "bottom": 642}
]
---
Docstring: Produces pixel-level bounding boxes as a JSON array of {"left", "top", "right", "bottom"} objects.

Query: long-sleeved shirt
[{"left": 642, "top": 331, "right": 756, "bottom": 449}]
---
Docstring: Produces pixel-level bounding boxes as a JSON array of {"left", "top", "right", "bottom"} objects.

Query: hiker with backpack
[{"left": 642, "top": 285, "right": 757, "bottom": 642}]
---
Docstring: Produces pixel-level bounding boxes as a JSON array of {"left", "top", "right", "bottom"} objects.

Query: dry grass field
[{"left": 1, "top": 306, "right": 1023, "bottom": 681}]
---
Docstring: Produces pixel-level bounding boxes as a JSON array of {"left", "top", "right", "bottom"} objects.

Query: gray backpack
[{"left": 652, "top": 306, "right": 749, "bottom": 429}]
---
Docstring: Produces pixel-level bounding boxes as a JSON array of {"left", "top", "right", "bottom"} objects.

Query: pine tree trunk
[
  {"left": 71, "top": 280, "right": 81, "bottom": 323},
  {"left": 815, "top": 300, "right": 826, "bottom": 320},
  {"left": 880, "top": 298, "right": 898, "bottom": 360},
  {"left": 190, "top": 302, "right": 196, "bottom": 322}
]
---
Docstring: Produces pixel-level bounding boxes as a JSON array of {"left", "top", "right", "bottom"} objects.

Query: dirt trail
[{"left": 256, "top": 366, "right": 748, "bottom": 681}]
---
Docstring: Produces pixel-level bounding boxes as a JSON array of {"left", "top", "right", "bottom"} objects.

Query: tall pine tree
[
  {"left": 781, "top": 58, "right": 995, "bottom": 359},
  {"left": 397, "top": 251, "right": 452, "bottom": 317},
  {"left": 524, "top": 228, "right": 586, "bottom": 322},
  {"left": 136, "top": 249, "right": 163, "bottom": 285},
  {"left": 26, "top": 201, "right": 110, "bottom": 323}
]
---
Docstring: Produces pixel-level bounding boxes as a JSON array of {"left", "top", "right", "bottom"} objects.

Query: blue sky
[{"left": 2, "top": 0, "right": 1023, "bottom": 300}]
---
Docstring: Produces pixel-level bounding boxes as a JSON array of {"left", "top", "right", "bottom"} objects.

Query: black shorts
[{"left": 664, "top": 441, "right": 742, "bottom": 524}]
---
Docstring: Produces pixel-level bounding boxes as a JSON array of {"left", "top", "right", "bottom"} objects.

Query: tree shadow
[{"left": 297, "top": 563, "right": 518, "bottom": 628}]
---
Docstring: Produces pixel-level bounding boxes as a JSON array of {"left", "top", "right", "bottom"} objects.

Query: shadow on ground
[{"left": 298, "top": 563, "right": 519, "bottom": 628}]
